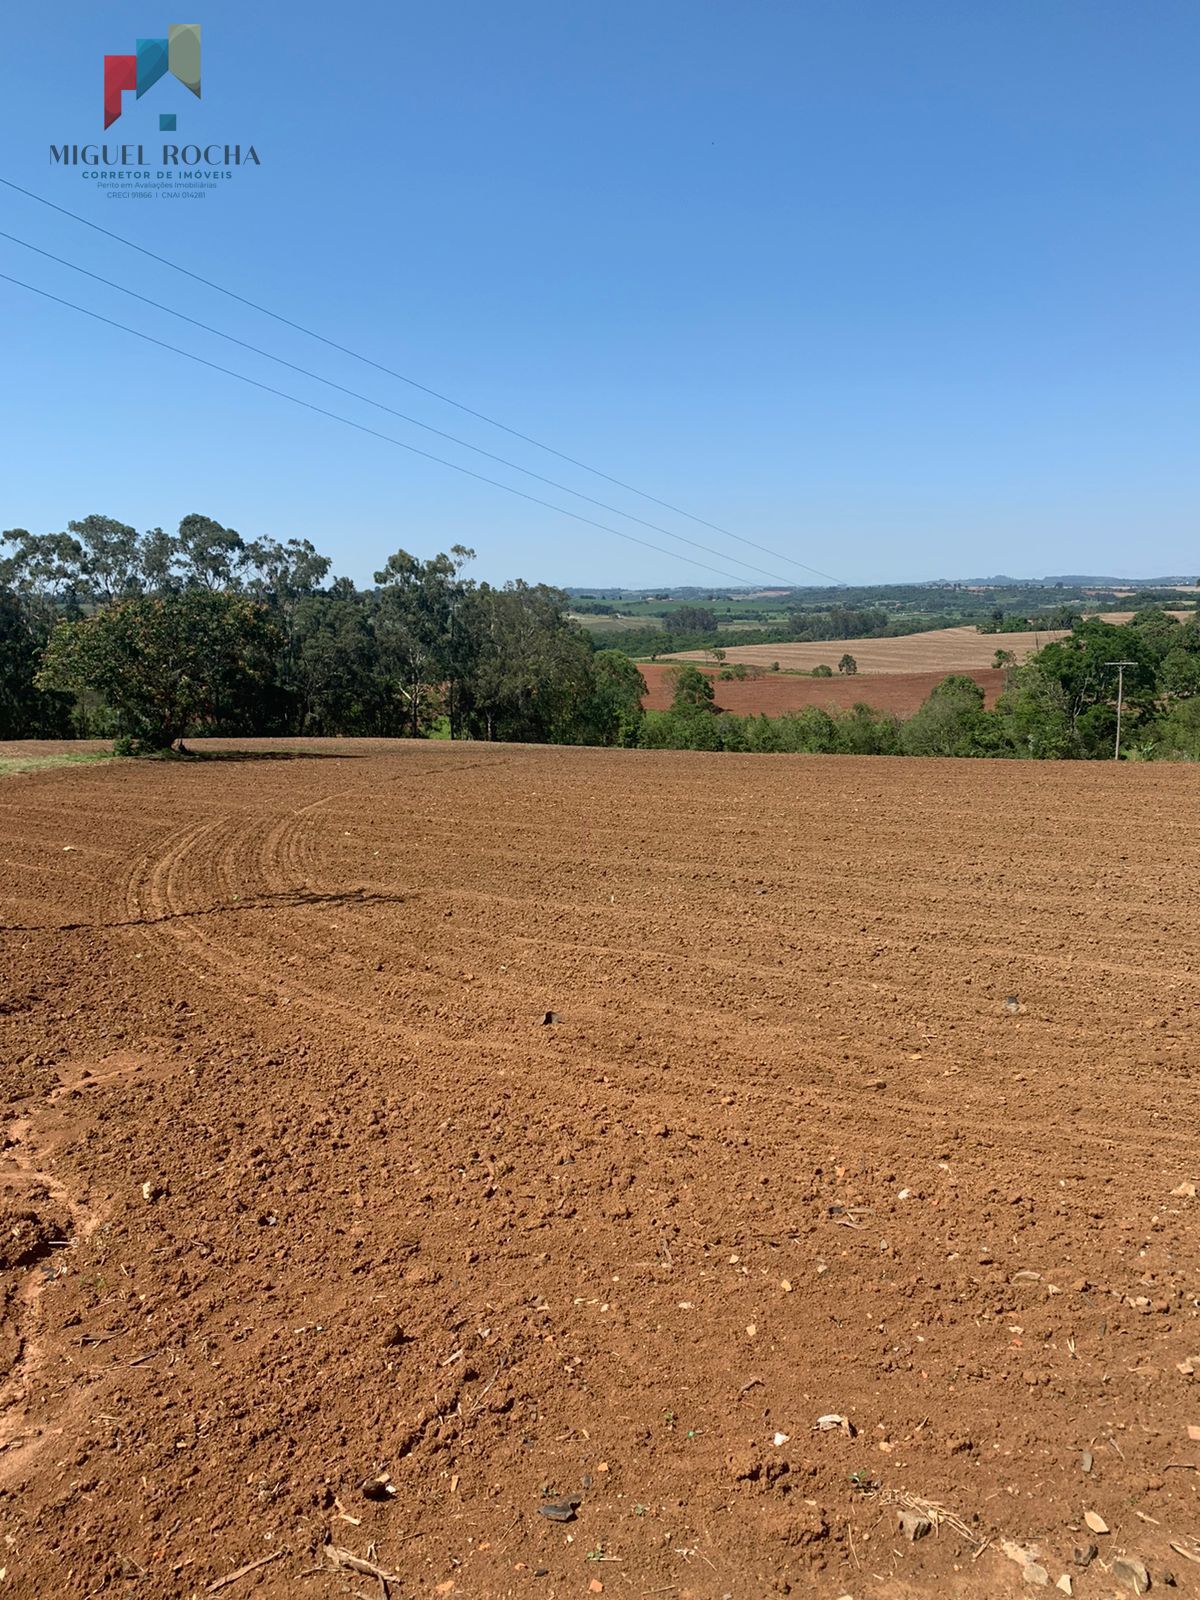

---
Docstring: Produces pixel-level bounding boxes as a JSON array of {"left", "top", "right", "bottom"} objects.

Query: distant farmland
[
  {"left": 640, "top": 663, "right": 1008, "bottom": 715},
  {"left": 666, "top": 624, "right": 1068, "bottom": 674},
  {"left": 569, "top": 612, "right": 772, "bottom": 634}
]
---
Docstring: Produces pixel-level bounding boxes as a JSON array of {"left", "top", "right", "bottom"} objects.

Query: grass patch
[{"left": 0, "top": 751, "right": 117, "bottom": 777}]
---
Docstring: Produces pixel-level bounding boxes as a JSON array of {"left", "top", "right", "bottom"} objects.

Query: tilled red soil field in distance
[
  {"left": 1, "top": 740, "right": 1199, "bottom": 1599},
  {"left": 668, "top": 626, "right": 1068, "bottom": 675},
  {"left": 640, "top": 665, "right": 1006, "bottom": 716}
]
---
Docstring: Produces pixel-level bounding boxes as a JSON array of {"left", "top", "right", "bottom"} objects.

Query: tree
[
  {"left": 1159, "top": 647, "right": 1200, "bottom": 699},
  {"left": 1125, "top": 607, "right": 1182, "bottom": 661},
  {"left": 243, "top": 537, "right": 335, "bottom": 728},
  {"left": 577, "top": 650, "right": 646, "bottom": 746},
  {"left": 58, "top": 515, "right": 145, "bottom": 604},
  {"left": 373, "top": 547, "right": 469, "bottom": 738},
  {"left": 777, "top": 707, "right": 839, "bottom": 752},
  {"left": 838, "top": 703, "right": 902, "bottom": 755},
  {"left": 811, "top": 663, "right": 833, "bottom": 677},
  {"left": 291, "top": 591, "right": 394, "bottom": 735},
  {"left": 36, "top": 591, "right": 277, "bottom": 750},
  {"left": 139, "top": 527, "right": 180, "bottom": 594},
  {"left": 993, "top": 648, "right": 1016, "bottom": 669},
  {"left": 2, "top": 519, "right": 143, "bottom": 610},
  {"left": 244, "top": 537, "right": 332, "bottom": 614},
  {"left": 900, "top": 676, "right": 988, "bottom": 757},
  {"left": 176, "top": 513, "right": 248, "bottom": 591},
  {"left": 667, "top": 663, "right": 716, "bottom": 712},
  {"left": 838, "top": 653, "right": 858, "bottom": 675},
  {"left": 3, "top": 514, "right": 249, "bottom": 606},
  {"left": 1150, "top": 696, "right": 1200, "bottom": 760},
  {"left": 1033, "top": 618, "right": 1158, "bottom": 753},
  {"left": 673, "top": 605, "right": 718, "bottom": 634},
  {"left": 0, "top": 588, "right": 74, "bottom": 738},
  {"left": 996, "top": 664, "right": 1075, "bottom": 758},
  {"left": 458, "top": 580, "right": 594, "bottom": 743}
]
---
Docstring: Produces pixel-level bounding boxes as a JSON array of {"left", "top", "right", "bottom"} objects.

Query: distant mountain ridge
[
  {"left": 566, "top": 575, "right": 1197, "bottom": 597},
  {"left": 965, "top": 574, "right": 1195, "bottom": 587}
]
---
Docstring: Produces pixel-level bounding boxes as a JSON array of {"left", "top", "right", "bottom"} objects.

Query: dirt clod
[{"left": 0, "top": 1205, "right": 67, "bottom": 1270}]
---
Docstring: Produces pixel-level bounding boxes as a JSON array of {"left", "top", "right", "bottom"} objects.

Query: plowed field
[
  {"left": 639, "top": 666, "right": 1006, "bottom": 715},
  {"left": 1, "top": 741, "right": 1198, "bottom": 1599},
  {"left": 667, "top": 626, "right": 1068, "bottom": 674}
]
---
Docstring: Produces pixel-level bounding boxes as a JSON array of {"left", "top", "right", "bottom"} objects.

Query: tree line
[
  {"left": 3, "top": 514, "right": 1198, "bottom": 760},
  {"left": 0, "top": 515, "right": 645, "bottom": 749},
  {"left": 586, "top": 604, "right": 989, "bottom": 659}
]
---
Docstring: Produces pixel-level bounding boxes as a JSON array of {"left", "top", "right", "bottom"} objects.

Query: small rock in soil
[
  {"left": 1024, "top": 1564, "right": 1050, "bottom": 1587},
  {"left": 1080, "top": 1451, "right": 1093, "bottom": 1473},
  {"left": 815, "top": 1414, "right": 854, "bottom": 1437},
  {"left": 896, "top": 1511, "right": 931, "bottom": 1542},
  {"left": 361, "top": 1474, "right": 396, "bottom": 1501},
  {"left": 1112, "top": 1557, "right": 1150, "bottom": 1594},
  {"left": 542, "top": 1011, "right": 561, "bottom": 1025},
  {"left": 537, "top": 1496, "right": 582, "bottom": 1522},
  {"left": 1073, "top": 1544, "right": 1099, "bottom": 1568},
  {"left": 1000, "top": 1538, "right": 1035, "bottom": 1571},
  {"left": 1083, "top": 1510, "right": 1108, "bottom": 1534}
]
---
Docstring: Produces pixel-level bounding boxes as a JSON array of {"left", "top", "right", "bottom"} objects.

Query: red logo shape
[{"left": 104, "top": 55, "right": 138, "bottom": 130}]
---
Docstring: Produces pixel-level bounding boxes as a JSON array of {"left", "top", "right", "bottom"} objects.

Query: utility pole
[{"left": 1105, "top": 660, "right": 1136, "bottom": 760}]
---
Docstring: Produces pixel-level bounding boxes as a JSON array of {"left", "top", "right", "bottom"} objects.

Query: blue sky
[{"left": 2, "top": 1, "right": 1197, "bottom": 588}]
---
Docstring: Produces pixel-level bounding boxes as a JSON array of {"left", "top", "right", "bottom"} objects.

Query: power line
[
  {"left": 0, "top": 226, "right": 794, "bottom": 589},
  {"left": 0, "top": 174, "right": 843, "bottom": 586},
  {"left": 0, "top": 269, "right": 764, "bottom": 590}
]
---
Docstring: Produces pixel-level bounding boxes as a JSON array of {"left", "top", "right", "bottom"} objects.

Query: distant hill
[
  {"left": 965, "top": 574, "right": 1196, "bottom": 587},
  {"left": 567, "top": 576, "right": 1197, "bottom": 597}
]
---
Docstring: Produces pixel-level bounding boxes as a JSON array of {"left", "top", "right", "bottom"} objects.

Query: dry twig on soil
[
  {"left": 206, "top": 1547, "right": 287, "bottom": 1592},
  {"left": 880, "top": 1490, "right": 982, "bottom": 1549},
  {"left": 323, "top": 1544, "right": 403, "bottom": 1584}
]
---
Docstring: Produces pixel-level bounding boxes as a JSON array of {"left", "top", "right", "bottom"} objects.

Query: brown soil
[
  {"left": 1, "top": 739, "right": 1198, "bottom": 1599},
  {"left": 667, "top": 627, "right": 1069, "bottom": 675},
  {"left": 640, "top": 666, "right": 1007, "bottom": 716}
]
